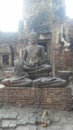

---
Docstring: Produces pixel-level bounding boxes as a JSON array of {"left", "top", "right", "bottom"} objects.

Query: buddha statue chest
[{"left": 24, "top": 45, "right": 43, "bottom": 65}]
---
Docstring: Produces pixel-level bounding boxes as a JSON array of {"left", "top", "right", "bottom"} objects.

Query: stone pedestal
[{"left": 0, "top": 86, "right": 72, "bottom": 110}]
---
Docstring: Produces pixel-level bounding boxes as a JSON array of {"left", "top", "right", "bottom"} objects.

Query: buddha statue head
[{"left": 29, "top": 30, "right": 38, "bottom": 44}]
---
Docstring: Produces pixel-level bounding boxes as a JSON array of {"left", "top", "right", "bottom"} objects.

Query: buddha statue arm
[
  {"left": 41, "top": 46, "right": 45, "bottom": 60},
  {"left": 23, "top": 48, "right": 27, "bottom": 61},
  {"left": 22, "top": 48, "right": 30, "bottom": 66},
  {"left": 39, "top": 46, "right": 45, "bottom": 65}
]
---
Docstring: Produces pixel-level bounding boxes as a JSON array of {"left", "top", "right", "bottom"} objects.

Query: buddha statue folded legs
[
  {"left": 33, "top": 77, "right": 67, "bottom": 87},
  {"left": 23, "top": 63, "right": 52, "bottom": 79},
  {"left": 2, "top": 59, "right": 33, "bottom": 87},
  {"left": 2, "top": 76, "right": 32, "bottom": 87}
]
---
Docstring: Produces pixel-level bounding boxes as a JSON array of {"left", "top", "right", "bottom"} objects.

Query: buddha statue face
[{"left": 29, "top": 30, "right": 38, "bottom": 44}]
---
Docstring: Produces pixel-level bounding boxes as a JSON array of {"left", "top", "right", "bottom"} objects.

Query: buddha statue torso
[{"left": 23, "top": 44, "right": 45, "bottom": 66}]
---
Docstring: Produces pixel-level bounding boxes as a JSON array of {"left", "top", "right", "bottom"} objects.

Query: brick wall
[
  {"left": 0, "top": 71, "right": 15, "bottom": 78},
  {"left": 0, "top": 87, "right": 72, "bottom": 110},
  {"left": 53, "top": 24, "right": 73, "bottom": 73},
  {"left": 55, "top": 51, "right": 73, "bottom": 72}
]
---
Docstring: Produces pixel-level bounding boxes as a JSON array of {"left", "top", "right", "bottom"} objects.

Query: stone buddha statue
[
  {"left": 22, "top": 31, "right": 67, "bottom": 87},
  {"left": 22, "top": 31, "right": 51, "bottom": 79}
]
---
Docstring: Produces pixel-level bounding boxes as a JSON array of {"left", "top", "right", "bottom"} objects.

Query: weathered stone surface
[
  {"left": 28, "top": 125, "right": 37, "bottom": 130},
  {"left": 2, "top": 120, "right": 17, "bottom": 128},
  {"left": 2, "top": 120, "right": 10, "bottom": 128},
  {"left": 8, "top": 120, "right": 17, "bottom": 128},
  {"left": 0, "top": 106, "right": 73, "bottom": 130},
  {"left": 29, "top": 117, "right": 36, "bottom": 125},
  {"left": 52, "top": 115, "right": 61, "bottom": 122},
  {"left": 15, "top": 126, "right": 29, "bottom": 130},
  {"left": 17, "top": 115, "right": 29, "bottom": 125},
  {"left": 24, "top": 0, "right": 65, "bottom": 33},
  {"left": 5, "top": 129, "right": 15, "bottom": 130},
  {"left": 1, "top": 112, "right": 18, "bottom": 120},
  {"left": 63, "top": 125, "right": 73, "bottom": 130},
  {"left": 48, "top": 125, "right": 63, "bottom": 130}
]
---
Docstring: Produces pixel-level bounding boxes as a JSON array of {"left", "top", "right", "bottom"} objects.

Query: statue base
[{"left": 0, "top": 86, "right": 72, "bottom": 110}]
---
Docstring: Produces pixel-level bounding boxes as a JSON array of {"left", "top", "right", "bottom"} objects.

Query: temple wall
[
  {"left": 0, "top": 87, "right": 72, "bottom": 110},
  {"left": 55, "top": 50, "right": 72, "bottom": 71},
  {"left": 54, "top": 21, "right": 73, "bottom": 73}
]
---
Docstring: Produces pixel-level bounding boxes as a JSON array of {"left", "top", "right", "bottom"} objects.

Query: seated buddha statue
[
  {"left": 22, "top": 31, "right": 67, "bottom": 87},
  {"left": 22, "top": 31, "right": 51, "bottom": 79}
]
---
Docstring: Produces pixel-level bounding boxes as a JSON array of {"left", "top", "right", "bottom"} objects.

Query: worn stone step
[
  {"left": 15, "top": 126, "right": 29, "bottom": 130},
  {"left": 2, "top": 120, "right": 17, "bottom": 128}
]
